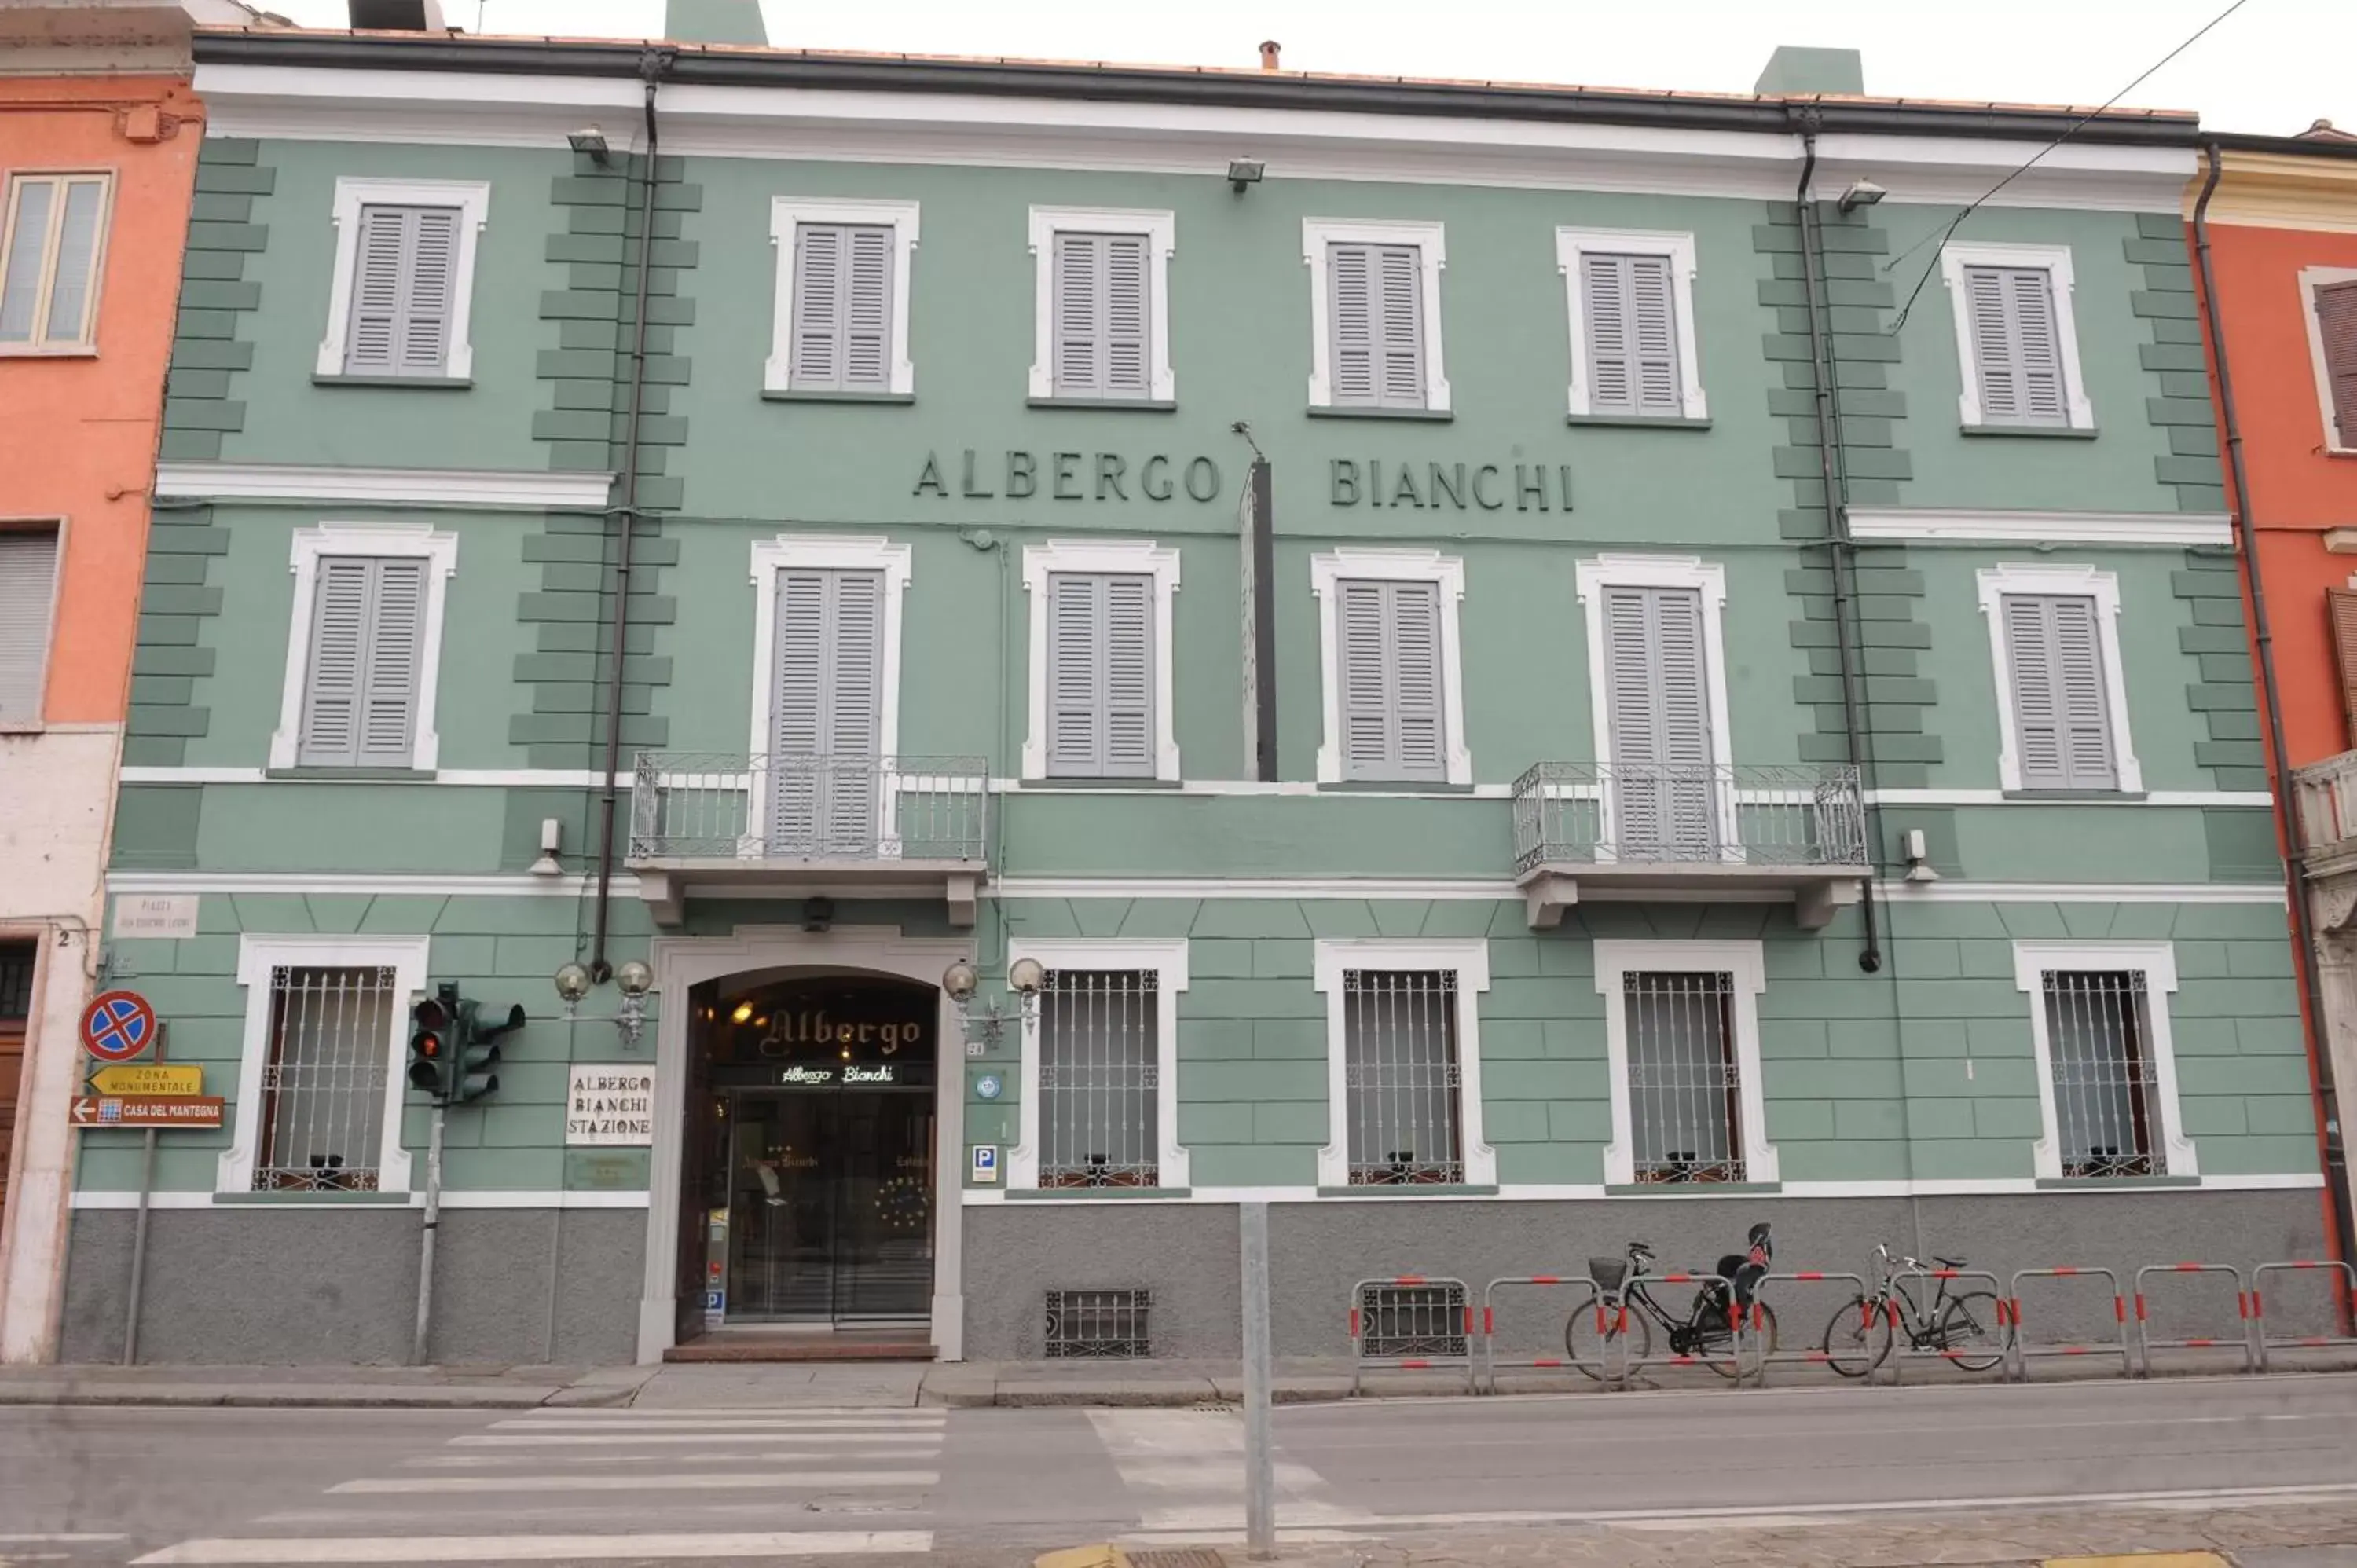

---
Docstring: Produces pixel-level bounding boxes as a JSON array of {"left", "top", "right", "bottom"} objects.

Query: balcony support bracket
[
  {"left": 946, "top": 873, "right": 978, "bottom": 929},
  {"left": 1523, "top": 872, "right": 1580, "bottom": 930},
  {"left": 639, "top": 870, "right": 684, "bottom": 927}
]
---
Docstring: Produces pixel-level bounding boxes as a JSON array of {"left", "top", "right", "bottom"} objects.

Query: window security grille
[
  {"left": 1625, "top": 969, "right": 1744, "bottom": 1184},
  {"left": 1037, "top": 969, "right": 1159, "bottom": 1188},
  {"left": 1342, "top": 969, "right": 1463, "bottom": 1185},
  {"left": 1044, "top": 1288, "right": 1151, "bottom": 1357},
  {"left": 1357, "top": 1281, "right": 1468, "bottom": 1359},
  {"left": 254, "top": 965, "right": 396, "bottom": 1192},
  {"left": 2043, "top": 970, "right": 2165, "bottom": 1178},
  {"left": 0, "top": 943, "right": 32, "bottom": 1020}
]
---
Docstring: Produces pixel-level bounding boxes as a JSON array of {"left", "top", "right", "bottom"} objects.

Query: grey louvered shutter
[
  {"left": 770, "top": 570, "right": 885, "bottom": 853},
  {"left": 299, "top": 556, "right": 424, "bottom": 768},
  {"left": 1053, "top": 233, "right": 1098, "bottom": 394},
  {"left": 1046, "top": 572, "right": 1155, "bottom": 778},
  {"left": 1964, "top": 264, "right": 2068, "bottom": 427},
  {"left": 1603, "top": 585, "right": 1717, "bottom": 856},
  {"left": 2003, "top": 594, "right": 2116, "bottom": 790},
  {"left": 1336, "top": 578, "right": 1445, "bottom": 782},
  {"left": 1329, "top": 244, "right": 1377, "bottom": 405},
  {"left": 1103, "top": 236, "right": 1149, "bottom": 397},
  {"left": 1051, "top": 233, "right": 1150, "bottom": 399},
  {"left": 344, "top": 205, "right": 460, "bottom": 377},
  {"left": 1583, "top": 253, "right": 1681, "bottom": 416},
  {"left": 843, "top": 225, "right": 893, "bottom": 390},
  {"left": 1376, "top": 245, "right": 1424, "bottom": 408},
  {"left": 2317, "top": 280, "right": 2357, "bottom": 447},
  {"left": 1329, "top": 243, "right": 1424, "bottom": 409},
  {"left": 790, "top": 223, "right": 843, "bottom": 387},
  {"left": 791, "top": 223, "right": 893, "bottom": 391},
  {"left": 0, "top": 528, "right": 60, "bottom": 724}
]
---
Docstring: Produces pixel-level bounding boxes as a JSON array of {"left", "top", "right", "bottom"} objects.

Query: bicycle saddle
[{"left": 1934, "top": 1255, "right": 1966, "bottom": 1269}]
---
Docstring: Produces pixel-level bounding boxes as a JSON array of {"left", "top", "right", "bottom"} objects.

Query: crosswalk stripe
[
  {"left": 130, "top": 1530, "right": 933, "bottom": 1563},
  {"left": 508, "top": 1407, "right": 936, "bottom": 1420},
  {"left": 404, "top": 1447, "right": 933, "bottom": 1468},
  {"left": 489, "top": 1417, "right": 944, "bottom": 1432},
  {"left": 332, "top": 1471, "right": 937, "bottom": 1494},
  {"left": 451, "top": 1431, "right": 944, "bottom": 1448}
]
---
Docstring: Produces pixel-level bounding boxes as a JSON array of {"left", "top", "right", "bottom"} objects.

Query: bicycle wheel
[
  {"left": 1564, "top": 1290, "right": 1651, "bottom": 1381},
  {"left": 1702, "top": 1301, "right": 1775, "bottom": 1379},
  {"left": 1933, "top": 1291, "right": 2007, "bottom": 1372},
  {"left": 1821, "top": 1295, "right": 1893, "bottom": 1378}
]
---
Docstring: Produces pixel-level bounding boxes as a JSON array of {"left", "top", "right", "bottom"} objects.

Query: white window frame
[
  {"left": 218, "top": 933, "right": 428, "bottom": 1196},
  {"left": 1938, "top": 240, "right": 2095, "bottom": 430},
  {"left": 316, "top": 176, "right": 491, "bottom": 380},
  {"left": 764, "top": 196, "right": 920, "bottom": 397},
  {"left": 1554, "top": 226, "right": 1707, "bottom": 421},
  {"left": 1312, "top": 937, "right": 1494, "bottom": 1189},
  {"left": 1027, "top": 205, "right": 1175, "bottom": 402},
  {"left": 0, "top": 516, "right": 66, "bottom": 732},
  {"left": 1309, "top": 546, "right": 1471, "bottom": 786},
  {"left": 1573, "top": 553, "right": 1739, "bottom": 855},
  {"left": 1019, "top": 537, "right": 1181, "bottom": 781},
  {"left": 2012, "top": 940, "right": 2197, "bottom": 1180},
  {"left": 268, "top": 522, "right": 459, "bottom": 772},
  {"left": 1593, "top": 939, "right": 1776, "bottom": 1188},
  {"left": 0, "top": 170, "right": 115, "bottom": 355},
  {"left": 1301, "top": 217, "right": 1450, "bottom": 413},
  {"left": 2297, "top": 265, "right": 2357, "bottom": 456},
  {"left": 746, "top": 532, "right": 912, "bottom": 771},
  {"left": 1006, "top": 936, "right": 1191, "bottom": 1192},
  {"left": 1975, "top": 561, "right": 2142, "bottom": 794}
]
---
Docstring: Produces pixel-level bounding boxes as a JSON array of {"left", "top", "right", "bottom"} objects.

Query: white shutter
[
  {"left": 1329, "top": 244, "right": 1376, "bottom": 405},
  {"left": 791, "top": 224, "right": 843, "bottom": 387},
  {"left": 0, "top": 528, "right": 60, "bottom": 724},
  {"left": 345, "top": 204, "right": 460, "bottom": 378},
  {"left": 398, "top": 208, "right": 457, "bottom": 375},
  {"left": 1388, "top": 580, "right": 1443, "bottom": 778},
  {"left": 2004, "top": 593, "right": 2116, "bottom": 790},
  {"left": 1966, "top": 264, "right": 2068, "bottom": 428},
  {"left": 298, "top": 558, "right": 374, "bottom": 766},
  {"left": 1053, "top": 233, "right": 1101, "bottom": 396},
  {"left": 1604, "top": 585, "right": 1717, "bottom": 856},
  {"left": 2009, "top": 268, "right": 2067, "bottom": 425},
  {"left": 1103, "top": 573, "right": 1154, "bottom": 775},
  {"left": 1103, "top": 236, "right": 1149, "bottom": 397},
  {"left": 357, "top": 559, "right": 425, "bottom": 764},
  {"left": 1337, "top": 579, "right": 1391, "bottom": 775},
  {"left": 1582, "top": 254, "right": 1634, "bottom": 412},
  {"left": 343, "top": 206, "right": 407, "bottom": 374},
  {"left": 1376, "top": 244, "right": 1424, "bottom": 408},
  {"left": 1047, "top": 573, "right": 1102, "bottom": 775},
  {"left": 769, "top": 570, "right": 885, "bottom": 852},
  {"left": 843, "top": 225, "right": 893, "bottom": 390},
  {"left": 1336, "top": 578, "right": 1445, "bottom": 782},
  {"left": 1629, "top": 253, "right": 1681, "bottom": 414}
]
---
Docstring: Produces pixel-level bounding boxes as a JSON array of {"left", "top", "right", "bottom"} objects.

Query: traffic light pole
[{"left": 410, "top": 1101, "right": 446, "bottom": 1367}]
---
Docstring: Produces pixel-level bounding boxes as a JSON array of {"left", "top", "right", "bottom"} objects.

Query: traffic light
[
  {"left": 449, "top": 994, "right": 526, "bottom": 1105},
  {"left": 408, "top": 985, "right": 456, "bottom": 1101}
]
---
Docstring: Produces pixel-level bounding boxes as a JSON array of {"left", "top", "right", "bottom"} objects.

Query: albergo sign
[{"left": 915, "top": 448, "right": 1222, "bottom": 504}]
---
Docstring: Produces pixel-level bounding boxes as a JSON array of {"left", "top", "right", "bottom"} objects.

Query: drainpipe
[
  {"left": 2194, "top": 141, "right": 2355, "bottom": 1279},
  {"left": 1792, "top": 119, "right": 1882, "bottom": 973},
  {"left": 590, "top": 47, "right": 673, "bottom": 982}
]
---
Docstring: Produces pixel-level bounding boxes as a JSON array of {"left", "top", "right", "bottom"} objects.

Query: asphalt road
[{"left": 4, "top": 1374, "right": 2356, "bottom": 1565}]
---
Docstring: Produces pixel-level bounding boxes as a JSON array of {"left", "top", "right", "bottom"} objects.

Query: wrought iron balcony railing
[
  {"left": 628, "top": 751, "right": 989, "bottom": 866},
  {"left": 1511, "top": 761, "right": 1868, "bottom": 873}
]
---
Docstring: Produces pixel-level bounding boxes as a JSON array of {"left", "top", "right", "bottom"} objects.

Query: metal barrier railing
[
  {"left": 1871, "top": 1266, "right": 2007, "bottom": 1384},
  {"left": 2252, "top": 1259, "right": 2357, "bottom": 1372},
  {"left": 1349, "top": 1275, "right": 1475, "bottom": 1395},
  {"left": 1736, "top": 1270, "right": 1871, "bottom": 1387},
  {"left": 2132, "top": 1262, "right": 2254, "bottom": 1376},
  {"left": 2004, "top": 1266, "right": 2132, "bottom": 1383},
  {"left": 1615, "top": 1271, "right": 1752, "bottom": 1381},
  {"left": 1478, "top": 1273, "right": 1622, "bottom": 1392}
]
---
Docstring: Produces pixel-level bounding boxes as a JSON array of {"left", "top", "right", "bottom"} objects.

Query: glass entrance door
[{"left": 724, "top": 1086, "right": 934, "bottom": 1324}]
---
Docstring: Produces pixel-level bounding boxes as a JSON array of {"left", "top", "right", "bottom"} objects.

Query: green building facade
[{"left": 63, "top": 31, "right": 2330, "bottom": 1365}]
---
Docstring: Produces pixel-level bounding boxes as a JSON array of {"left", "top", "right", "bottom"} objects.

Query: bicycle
[
  {"left": 1821, "top": 1242, "right": 2005, "bottom": 1377},
  {"left": 1565, "top": 1237, "right": 1777, "bottom": 1381}
]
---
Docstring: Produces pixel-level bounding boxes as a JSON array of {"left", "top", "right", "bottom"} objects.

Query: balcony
[
  {"left": 626, "top": 752, "right": 989, "bottom": 925},
  {"left": 2296, "top": 751, "right": 2357, "bottom": 881},
  {"left": 1511, "top": 762, "right": 1871, "bottom": 930}
]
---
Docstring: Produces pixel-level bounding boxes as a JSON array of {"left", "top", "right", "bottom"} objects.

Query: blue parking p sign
[{"left": 971, "top": 1145, "right": 998, "bottom": 1184}]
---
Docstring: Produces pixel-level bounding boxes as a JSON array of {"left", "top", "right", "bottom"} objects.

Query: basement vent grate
[
  {"left": 1358, "top": 1281, "right": 1468, "bottom": 1359},
  {"left": 1045, "top": 1288, "right": 1151, "bottom": 1358},
  {"left": 1129, "top": 1552, "right": 1229, "bottom": 1568}
]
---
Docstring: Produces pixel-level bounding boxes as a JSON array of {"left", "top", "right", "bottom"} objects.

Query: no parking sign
[{"left": 81, "top": 991, "right": 158, "bottom": 1064}]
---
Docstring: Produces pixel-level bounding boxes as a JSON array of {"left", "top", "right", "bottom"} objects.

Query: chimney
[
  {"left": 1752, "top": 45, "right": 1865, "bottom": 97},
  {"left": 1259, "top": 39, "right": 1281, "bottom": 73},
  {"left": 347, "top": 0, "right": 447, "bottom": 28},
  {"left": 665, "top": 0, "right": 769, "bottom": 46}
]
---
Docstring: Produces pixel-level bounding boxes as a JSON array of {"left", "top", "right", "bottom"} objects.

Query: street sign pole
[
  {"left": 410, "top": 1100, "right": 446, "bottom": 1367},
  {"left": 1240, "top": 1200, "right": 1276, "bottom": 1559},
  {"left": 121, "top": 1023, "right": 166, "bottom": 1366}
]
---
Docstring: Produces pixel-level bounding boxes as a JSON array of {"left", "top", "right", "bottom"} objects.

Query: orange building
[
  {"left": 0, "top": 2, "right": 240, "bottom": 1363},
  {"left": 2194, "top": 128, "right": 2357, "bottom": 1273}
]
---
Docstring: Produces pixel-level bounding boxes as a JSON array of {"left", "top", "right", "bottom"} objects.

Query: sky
[{"left": 266, "top": 0, "right": 2357, "bottom": 138}]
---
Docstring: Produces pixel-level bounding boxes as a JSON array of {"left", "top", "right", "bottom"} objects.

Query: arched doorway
[{"left": 680, "top": 971, "right": 940, "bottom": 1337}]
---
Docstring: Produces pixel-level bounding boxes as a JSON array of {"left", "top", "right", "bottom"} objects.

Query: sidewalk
[{"left": 3, "top": 1346, "right": 2351, "bottom": 1409}]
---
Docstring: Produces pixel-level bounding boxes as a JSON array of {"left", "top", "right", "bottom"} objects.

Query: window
[
  {"left": 1977, "top": 562, "right": 2141, "bottom": 794},
  {"left": 0, "top": 173, "right": 111, "bottom": 352},
  {"left": 1313, "top": 938, "right": 1494, "bottom": 1189},
  {"left": 1021, "top": 540, "right": 1180, "bottom": 781},
  {"left": 1555, "top": 228, "right": 1706, "bottom": 421},
  {"left": 1939, "top": 241, "right": 2093, "bottom": 430},
  {"left": 1310, "top": 548, "right": 1470, "bottom": 786},
  {"left": 1302, "top": 218, "right": 1449, "bottom": 414},
  {"left": 0, "top": 525, "right": 61, "bottom": 726},
  {"left": 1595, "top": 940, "right": 1776, "bottom": 1189},
  {"left": 316, "top": 177, "right": 489, "bottom": 381},
  {"left": 2014, "top": 941, "right": 2194, "bottom": 1181},
  {"left": 1027, "top": 207, "right": 1174, "bottom": 404},
  {"left": 221, "top": 935, "right": 426, "bottom": 1196},
  {"left": 2299, "top": 266, "right": 2357, "bottom": 454},
  {"left": 766, "top": 198, "right": 918, "bottom": 397},
  {"left": 1010, "top": 938, "right": 1189, "bottom": 1192},
  {"left": 269, "top": 524, "right": 458, "bottom": 773},
  {"left": 1575, "top": 555, "right": 1736, "bottom": 855}
]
